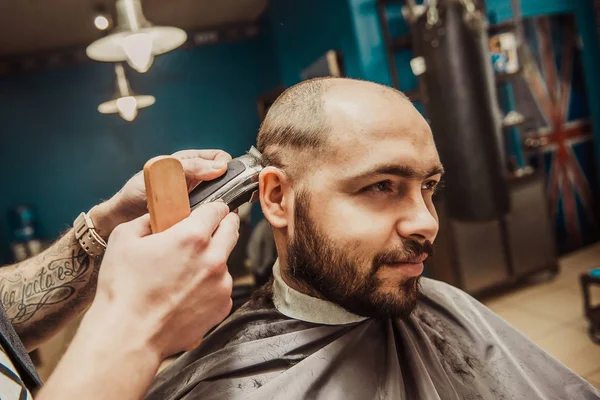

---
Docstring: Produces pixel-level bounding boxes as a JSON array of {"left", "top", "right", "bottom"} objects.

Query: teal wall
[
  {"left": 268, "top": 0, "right": 364, "bottom": 86},
  {"left": 0, "top": 33, "right": 280, "bottom": 263},
  {"left": 347, "top": 0, "right": 396, "bottom": 86}
]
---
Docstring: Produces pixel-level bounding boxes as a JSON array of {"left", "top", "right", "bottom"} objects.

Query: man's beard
[{"left": 286, "top": 190, "right": 433, "bottom": 319}]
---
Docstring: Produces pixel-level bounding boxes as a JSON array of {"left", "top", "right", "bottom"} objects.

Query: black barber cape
[
  {"left": 0, "top": 302, "right": 42, "bottom": 398},
  {"left": 146, "top": 261, "right": 600, "bottom": 400}
]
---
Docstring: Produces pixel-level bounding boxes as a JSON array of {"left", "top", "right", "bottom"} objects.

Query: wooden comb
[{"left": 143, "top": 156, "right": 190, "bottom": 234}]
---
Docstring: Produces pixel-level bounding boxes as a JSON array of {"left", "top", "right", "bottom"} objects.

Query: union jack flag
[{"left": 519, "top": 15, "right": 598, "bottom": 251}]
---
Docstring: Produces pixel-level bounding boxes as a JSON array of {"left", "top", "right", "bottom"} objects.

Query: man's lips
[
  {"left": 390, "top": 253, "right": 429, "bottom": 265},
  {"left": 382, "top": 254, "right": 428, "bottom": 277}
]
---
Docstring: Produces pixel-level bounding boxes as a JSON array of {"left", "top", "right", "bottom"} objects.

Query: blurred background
[{"left": 1, "top": 0, "right": 599, "bottom": 388}]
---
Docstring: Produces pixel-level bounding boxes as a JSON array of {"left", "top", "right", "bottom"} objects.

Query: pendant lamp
[
  {"left": 86, "top": 0, "right": 187, "bottom": 73},
  {"left": 98, "top": 63, "right": 155, "bottom": 121}
]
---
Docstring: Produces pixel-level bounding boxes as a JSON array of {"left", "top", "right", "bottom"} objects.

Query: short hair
[{"left": 256, "top": 77, "right": 409, "bottom": 178}]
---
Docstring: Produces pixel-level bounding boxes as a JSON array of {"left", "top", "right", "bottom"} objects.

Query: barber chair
[
  {"left": 231, "top": 284, "right": 254, "bottom": 313},
  {"left": 581, "top": 269, "right": 600, "bottom": 344}
]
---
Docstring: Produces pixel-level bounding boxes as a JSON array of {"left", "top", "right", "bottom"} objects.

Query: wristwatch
[{"left": 73, "top": 208, "right": 107, "bottom": 258}]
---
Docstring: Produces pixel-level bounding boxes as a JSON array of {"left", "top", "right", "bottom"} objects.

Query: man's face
[{"left": 285, "top": 88, "right": 442, "bottom": 319}]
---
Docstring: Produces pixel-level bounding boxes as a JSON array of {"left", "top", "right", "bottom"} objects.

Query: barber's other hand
[
  {"left": 90, "top": 149, "right": 232, "bottom": 238},
  {"left": 84, "top": 201, "right": 239, "bottom": 359}
]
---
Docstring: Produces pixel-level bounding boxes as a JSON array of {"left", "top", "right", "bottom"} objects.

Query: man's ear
[{"left": 259, "top": 166, "right": 292, "bottom": 229}]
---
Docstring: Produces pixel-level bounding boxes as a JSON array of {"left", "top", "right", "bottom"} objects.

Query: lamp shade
[
  {"left": 98, "top": 95, "right": 156, "bottom": 116},
  {"left": 86, "top": 0, "right": 187, "bottom": 72},
  {"left": 98, "top": 64, "right": 155, "bottom": 121}
]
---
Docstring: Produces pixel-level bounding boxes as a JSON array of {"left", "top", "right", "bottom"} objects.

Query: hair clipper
[{"left": 188, "top": 146, "right": 264, "bottom": 212}]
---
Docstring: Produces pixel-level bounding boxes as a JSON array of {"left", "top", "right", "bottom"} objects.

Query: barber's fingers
[
  {"left": 177, "top": 150, "right": 232, "bottom": 186},
  {"left": 172, "top": 149, "right": 233, "bottom": 163},
  {"left": 206, "top": 212, "right": 241, "bottom": 261},
  {"left": 172, "top": 150, "right": 233, "bottom": 186},
  {"left": 179, "top": 158, "right": 230, "bottom": 185},
  {"left": 109, "top": 214, "right": 152, "bottom": 242},
  {"left": 149, "top": 202, "right": 230, "bottom": 248}
]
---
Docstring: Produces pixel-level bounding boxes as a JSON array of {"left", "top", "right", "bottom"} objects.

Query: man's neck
[
  {"left": 278, "top": 262, "right": 327, "bottom": 301},
  {"left": 271, "top": 260, "right": 369, "bottom": 325}
]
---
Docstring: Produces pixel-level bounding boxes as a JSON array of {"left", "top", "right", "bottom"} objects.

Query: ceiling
[{"left": 0, "top": 0, "right": 269, "bottom": 56}]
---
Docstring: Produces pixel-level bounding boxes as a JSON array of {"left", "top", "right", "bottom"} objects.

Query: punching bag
[{"left": 411, "top": 0, "right": 510, "bottom": 221}]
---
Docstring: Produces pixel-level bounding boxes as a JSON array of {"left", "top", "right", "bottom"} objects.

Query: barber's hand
[
  {"left": 85, "top": 201, "right": 239, "bottom": 358},
  {"left": 90, "top": 149, "right": 232, "bottom": 238}
]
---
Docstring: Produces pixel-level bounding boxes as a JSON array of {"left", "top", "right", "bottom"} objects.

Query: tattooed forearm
[
  {"left": 0, "top": 230, "right": 101, "bottom": 350},
  {"left": 1, "top": 249, "right": 91, "bottom": 324}
]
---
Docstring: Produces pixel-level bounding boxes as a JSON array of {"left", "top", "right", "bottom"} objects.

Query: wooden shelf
[
  {"left": 502, "top": 120, "right": 528, "bottom": 129},
  {"left": 392, "top": 35, "right": 413, "bottom": 51},
  {"left": 406, "top": 89, "right": 421, "bottom": 102},
  {"left": 507, "top": 168, "right": 542, "bottom": 185},
  {"left": 377, "top": 0, "right": 404, "bottom": 5},
  {"left": 488, "top": 21, "right": 517, "bottom": 35},
  {"left": 495, "top": 70, "right": 522, "bottom": 85}
]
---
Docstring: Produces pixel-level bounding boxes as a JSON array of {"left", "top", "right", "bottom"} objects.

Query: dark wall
[{"left": 0, "top": 33, "right": 280, "bottom": 263}]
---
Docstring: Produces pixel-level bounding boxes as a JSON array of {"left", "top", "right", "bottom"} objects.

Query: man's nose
[{"left": 395, "top": 194, "right": 439, "bottom": 241}]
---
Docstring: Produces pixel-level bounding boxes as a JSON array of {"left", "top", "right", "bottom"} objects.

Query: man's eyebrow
[{"left": 346, "top": 163, "right": 445, "bottom": 181}]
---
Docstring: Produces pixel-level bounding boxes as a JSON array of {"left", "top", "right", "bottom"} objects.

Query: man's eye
[
  {"left": 365, "top": 180, "right": 394, "bottom": 193},
  {"left": 422, "top": 180, "right": 439, "bottom": 192}
]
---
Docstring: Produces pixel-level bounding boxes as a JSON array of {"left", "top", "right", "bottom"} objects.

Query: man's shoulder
[
  {"left": 417, "top": 277, "right": 485, "bottom": 319},
  {"left": 415, "top": 277, "right": 512, "bottom": 343},
  {"left": 419, "top": 277, "right": 471, "bottom": 301}
]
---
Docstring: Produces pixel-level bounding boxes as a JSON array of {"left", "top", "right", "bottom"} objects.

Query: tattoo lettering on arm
[
  {"left": 0, "top": 231, "right": 102, "bottom": 349},
  {"left": 1, "top": 249, "right": 91, "bottom": 324}
]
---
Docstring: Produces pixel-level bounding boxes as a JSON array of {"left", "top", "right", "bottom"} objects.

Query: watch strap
[{"left": 73, "top": 210, "right": 107, "bottom": 258}]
